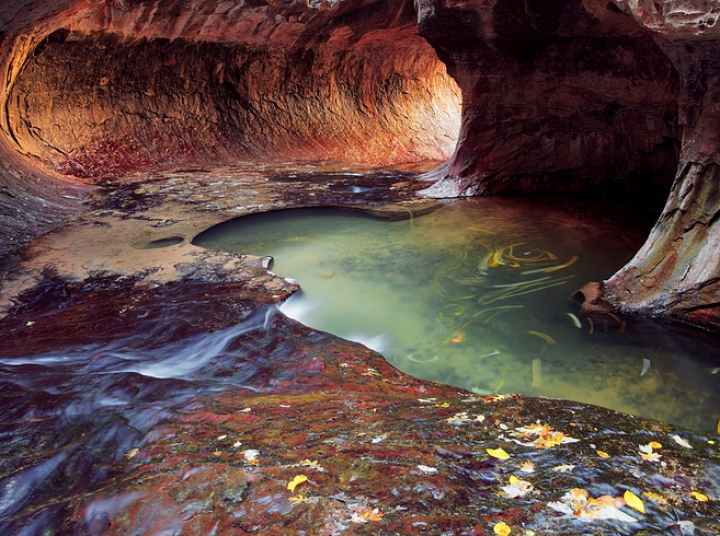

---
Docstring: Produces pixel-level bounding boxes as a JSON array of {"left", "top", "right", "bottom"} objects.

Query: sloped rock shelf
[{"left": 194, "top": 198, "right": 720, "bottom": 435}]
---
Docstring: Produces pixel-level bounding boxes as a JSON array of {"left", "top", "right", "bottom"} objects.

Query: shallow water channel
[{"left": 194, "top": 196, "right": 720, "bottom": 434}]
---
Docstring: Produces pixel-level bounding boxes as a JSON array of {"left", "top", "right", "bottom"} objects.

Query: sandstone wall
[
  {"left": 2, "top": 0, "right": 460, "bottom": 178},
  {"left": 3, "top": 0, "right": 720, "bottom": 331},
  {"left": 0, "top": 0, "right": 460, "bottom": 251},
  {"left": 416, "top": 0, "right": 681, "bottom": 197}
]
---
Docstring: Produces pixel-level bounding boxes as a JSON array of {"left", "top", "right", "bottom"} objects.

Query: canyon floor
[{"left": 1, "top": 164, "right": 718, "bottom": 535}]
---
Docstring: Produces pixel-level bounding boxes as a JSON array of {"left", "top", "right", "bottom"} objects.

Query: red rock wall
[
  {"left": 2, "top": 0, "right": 460, "bottom": 178},
  {"left": 0, "top": 0, "right": 460, "bottom": 251},
  {"left": 603, "top": 1, "right": 720, "bottom": 329},
  {"left": 4, "top": 0, "right": 720, "bottom": 332},
  {"left": 416, "top": 0, "right": 680, "bottom": 196}
]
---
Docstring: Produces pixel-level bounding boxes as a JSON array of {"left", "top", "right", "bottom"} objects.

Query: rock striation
[
  {"left": 416, "top": 0, "right": 680, "bottom": 197},
  {"left": 0, "top": 0, "right": 460, "bottom": 252},
  {"left": 603, "top": 1, "right": 720, "bottom": 329}
]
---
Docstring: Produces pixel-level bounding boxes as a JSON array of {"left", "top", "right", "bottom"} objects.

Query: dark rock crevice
[{"left": 417, "top": 0, "right": 681, "bottom": 198}]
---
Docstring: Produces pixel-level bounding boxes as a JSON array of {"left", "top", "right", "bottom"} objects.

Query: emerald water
[{"left": 193, "top": 197, "right": 720, "bottom": 434}]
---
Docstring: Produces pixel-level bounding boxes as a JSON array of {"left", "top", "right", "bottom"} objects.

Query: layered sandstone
[
  {"left": 602, "top": 1, "right": 720, "bottom": 329},
  {"left": 0, "top": 0, "right": 460, "bottom": 251}
]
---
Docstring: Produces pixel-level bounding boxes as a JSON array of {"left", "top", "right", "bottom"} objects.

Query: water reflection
[{"left": 193, "top": 198, "right": 720, "bottom": 434}]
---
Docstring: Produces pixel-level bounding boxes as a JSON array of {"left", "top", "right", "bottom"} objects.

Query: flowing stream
[{"left": 194, "top": 196, "right": 720, "bottom": 434}]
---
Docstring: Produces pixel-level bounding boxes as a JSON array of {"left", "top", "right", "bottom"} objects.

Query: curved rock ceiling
[{"left": 1, "top": 0, "right": 720, "bottom": 330}]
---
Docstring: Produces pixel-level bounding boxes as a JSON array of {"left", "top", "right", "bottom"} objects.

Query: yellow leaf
[
  {"left": 690, "top": 491, "right": 708, "bottom": 502},
  {"left": 649, "top": 441, "right": 662, "bottom": 449},
  {"left": 642, "top": 491, "right": 667, "bottom": 505},
  {"left": 509, "top": 475, "right": 520, "bottom": 484},
  {"left": 623, "top": 490, "right": 645, "bottom": 514},
  {"left": 527, "top": 330, "right": 556, "bottom": 344},
  {"left": 520, "top": 461, "right": 535, "bottom": 473},
  {"left": 289, "top": 494, "right": 310, "bottom": 505},
  {"left": 124, "top": 448, "right": 139, "bottom": 460},
  {"left": 287, "top": 474, "right": 308, "bottom": 493},
  {"left": 487, "top": 447, "right": 510, "bottom": 460},
  {"left": 596, "top": 450, "right": 610, "bottom": 458},
  {"left": 493, "top": 521, "right": 511, "bottom": 536}
]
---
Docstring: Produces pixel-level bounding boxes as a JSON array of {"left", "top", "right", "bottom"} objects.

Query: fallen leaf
[
  {"left": 289, "top": 494, "right": 311, "bottom": 505},
  {"left": 493, "top": 521, "right": 511, "bottom": 536},
  {"left": 520, "top": 460, "right": 535, "bottom": 473},
  {"left": 639, "top": 451, "right": 662, "bottom": 462},
  {"left": 417, "top": 465, "right": 438, "bottom": 474},
  {"left": 240, "top": 407, "right": 252, "bottom": 413},
  {"left": 287, "top": 474, "right": 308, "bottom": 493},
  {"left": 596, "top": 450, "right": 610, "bottom": 458},
  {"left": 672, "top": 435, "right": 692, "bottom": 449},
  {"left": 649, "top": 441, "right": 662, "bottom": 449},
  {"left": 217, "top": 434, "right": 227, "bottom": 441},
  {"left": 642, "top": 491, "right": 667, "bottom": 505},
  {"left": 623, "top": 490, "right": 645, "bottom": 514},
  {"left": 124, "top": 448, "right": 139, "bottom": 460},
  {"left": 690, "top": 491, "right": 708, "bottom": 502},
  {"left": 487, "top": 447, "right": 510, "bottom": 460},
  {"left": 243, "top": 449, "right": 260, "bottom": 465},
  {"left": 552, "top": 464, "right": 575, "bottom": 472},
  {"left": 447, "top": 412, "right": 471, "bottom": 424},
  {"left": 351, "top": 507, "right": 383, "bottom": 523},
  {"left": 501, "top": 476, "right": 533, "bottom": 498}
]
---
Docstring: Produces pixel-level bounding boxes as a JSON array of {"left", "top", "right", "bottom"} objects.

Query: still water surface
[{"left": 194, "top": 197, "right": 720, "bottom": 434}]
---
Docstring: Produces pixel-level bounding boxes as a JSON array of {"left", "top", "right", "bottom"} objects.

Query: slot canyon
[{"left": 1, "top": 0, "right": 719, "bottom": 534}]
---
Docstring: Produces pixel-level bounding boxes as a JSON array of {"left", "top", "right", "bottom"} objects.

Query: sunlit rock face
[
  {"left": 0, "top": 0, "right": 460, "bottom": 249},
  {"left": 417, "top": 0, "right": 680, "bottom": 196}
]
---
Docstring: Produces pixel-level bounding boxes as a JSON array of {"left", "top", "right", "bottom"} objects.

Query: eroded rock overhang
[
  {"left": 3, "top": 0, "right": 720, "bottom": 332},
  {"left": 0, "top": 0, "right": 461, "bottom": 250}
]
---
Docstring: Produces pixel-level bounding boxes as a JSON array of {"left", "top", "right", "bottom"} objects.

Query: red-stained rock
[
  {"left": 1, "top": 267, "right": 718, "bottom": 534},
  {"left": 1, "top": 0, "right": 460, "bottom": 179}
]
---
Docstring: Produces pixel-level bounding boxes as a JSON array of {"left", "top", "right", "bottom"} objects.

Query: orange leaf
[{"left": 596, "top": 450, "right": 610, "bottom": 458}]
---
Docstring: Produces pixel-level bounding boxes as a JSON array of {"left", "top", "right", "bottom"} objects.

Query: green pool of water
[{"left": 193, "top": 196, "right": 720, "bottom": 434}]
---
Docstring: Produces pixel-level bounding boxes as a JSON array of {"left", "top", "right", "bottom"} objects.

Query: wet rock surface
[
  {"left": 1, "top": 268, "right": 719, "bottom": 534},
  {"left": 1, "top": 167, "right": 719, "bottom": 534}
]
